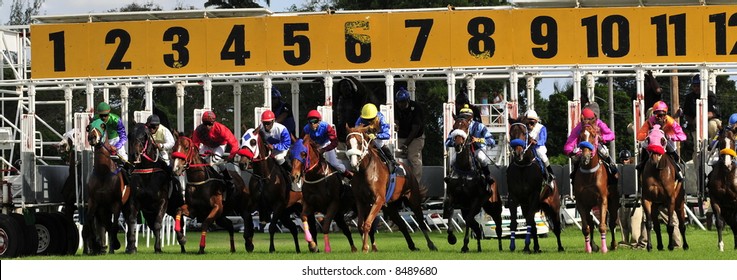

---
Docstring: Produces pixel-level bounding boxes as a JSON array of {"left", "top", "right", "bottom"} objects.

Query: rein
[{"left": 346, "top": 131, "right": 370, "bottom": 162}]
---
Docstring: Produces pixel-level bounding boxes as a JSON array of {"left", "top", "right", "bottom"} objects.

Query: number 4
[{"left": 221, "top": 25, "right": 251, "bottom": 66}]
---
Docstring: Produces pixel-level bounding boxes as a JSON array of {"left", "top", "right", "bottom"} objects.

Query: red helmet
[
  {"left": 201, "top": 111, "right": 216, "bottom": 123},
  {"left": 307, "top": 110, "right": 322, "bottom": 120},
  {"left": 261, "top": 110, "right": 276, "bottom": 122}
]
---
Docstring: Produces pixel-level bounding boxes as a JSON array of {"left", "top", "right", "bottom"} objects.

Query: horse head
[
  {"left": 646, "top": 124, "right": 668, "bottom": 165},
  {"left": 290, "top": 136, "right": 322, "bottom": 184},
  {"left": 577, "top": 124, "right": 600, "bottom": 165},
  {"left": 508, "top": 116, "right": 533, "bottom": 163},
  {"left": 130, "top": 123, "right": 159, "bottom": 164},
  {"left": 171, "top": 131, "right": 198, "bottom": 176},
  {"left": 450, "top": 116, "right": 471, "bottom": 149},
  {"left": 345, "top": 124, "right": 371, "bottom": 171},
  {"left": 717, "top": 129, "right": 736, "bottom": 169},
  {"left": 237, "top": 126, "right": 270, "bottom": 166},
  {"left": 87, "top": 119, "right": 106, "bottom": 147}
]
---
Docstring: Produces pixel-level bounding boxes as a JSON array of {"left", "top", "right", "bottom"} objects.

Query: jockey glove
[{"left": 368, "top": 133, "right": 376, "bottom": 140}]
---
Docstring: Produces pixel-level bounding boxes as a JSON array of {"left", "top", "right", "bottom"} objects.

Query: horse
[
  {"left": 290, "top": 136, "right": 372, "bottom": 253},
  {"left": 506, "top": 116, "right": 564, "bottom": 253},
  {"left": 170, "top": 131, "right": 236, "bottom": 254},
  {"left": 706, "top": 129, "right": 737, "bottom": 251},
  {"left": 571, "top": 124, "right": 618, "bottom": 253},
  {"left": 123, "top": 123, "right": 180, "bottom": 253},
  {"left": 238, "top": 126, "right": 306, "bottom": 253},
  {"left": 641, "top": 124, "right": 689, "bottom": 251},
  {"left": 443, "top": 116, "right": 500, "bottom": 252},
  {"left": 345, "top": 125, "right": 437, "bottom": 252},
  {"left": 82, "top": 119, "right": 131, "bottom": 255}
]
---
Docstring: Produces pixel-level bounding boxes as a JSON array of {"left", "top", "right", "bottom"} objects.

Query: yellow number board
[{"left": 30, "top": 5, "right": 737, "bottom": 79}]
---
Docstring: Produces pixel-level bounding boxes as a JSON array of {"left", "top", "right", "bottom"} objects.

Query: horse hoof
[
  {"left": 126, "top": 248, "right": 137, "bottom": 254},
  {"left": 198, "top": 250, "right": 205, "bottom": 255},
  {"left": 246, "top": 243, "right": 254, "bottom": 252},
  {"left": 461, "top": 248, "right": 469, "bottom": 253},
  {"left": 351, "top": 247, "right": 358, "bottom": 253},
  {"left": 154, "top": 250, "right": 162, "bottom": 254},
  {"left": 448, "top": 235, "right": 457, "bottom": 245},
  {"left": 429, "top": 245, "right": 438, "bottom": 251}
]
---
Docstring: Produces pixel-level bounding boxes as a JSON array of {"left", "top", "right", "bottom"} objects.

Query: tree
[
  {"left": 107, "top": 2, "right": 162, "bottom": 12},
  {"left": 6, "top": 0, "right": 43, "bottom": 25},
  {"left": 204, "top": 0, "right": 270, "bottom": 8}
]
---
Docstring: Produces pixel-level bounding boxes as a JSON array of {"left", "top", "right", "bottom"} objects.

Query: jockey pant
[
  {"left": 160, "top": 150, "right": 171, "bottom": 165},
  {"left": 108, "top": 137, "right": 128, "bottom": 162},
  {"left": 371, "top": 138, "right": 386, "bottom": 149},
  {"left": 272, "top": 149, "right": 288, "bottom": 165},
  {"left": 198, "top": 144, "right": 226, "bottom": 172},
  {"left": 535, "top": 145, "right": 549, "bottom": 166},
  {"left": 320, "top": 142, "right": 347, "bottom": 173},
  {"left": 399, "top": 135, "right": 425, "bottom": 180}
]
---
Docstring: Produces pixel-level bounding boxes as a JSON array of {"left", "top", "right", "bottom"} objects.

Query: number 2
[{"left": 105, "top": 29, "right": 132, "bottom": 70}]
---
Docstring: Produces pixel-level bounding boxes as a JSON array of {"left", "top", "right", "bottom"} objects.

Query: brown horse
[
  {"left": 82, "top": 120, "right": 130, "bottom": 255},
  {"left": 345, "top": 125, "right": 437, "bottom": 253},
  {"left": 706, "top": 129, "right": 737, "bottom": 251},
  {"left": 170, "top": 132, "right": 236, "bottom": 254},
  {"left": 506, "top": 116, "right": 563, "bottom": 253},
  {"left": 444, "top": 116, "right": 501, "bottom": 252},
  {"left": 572, "top": 124, "right": 617, "bottom": 253},
  {"left": 238, "top": 127, "right": 306, "bottom": 253},
  {"left": 641, "top": 124, "right": 689, "bottom": 251},
  {"left": 290, "top": 135, "right": 370, "bottom": 253}
]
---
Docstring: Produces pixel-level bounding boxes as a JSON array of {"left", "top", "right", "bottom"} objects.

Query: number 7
[{"left": 405, "top": 19, "right": 433, "bottom": 61}]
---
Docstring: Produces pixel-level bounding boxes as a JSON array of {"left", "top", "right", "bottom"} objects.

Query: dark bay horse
[
  {"left": 706, "top": 129, "right": 737, "bottom": 251},
  {"left": 170, "top": 132, "right": 236, "bottom": 254},
  {"left": 572, "top": 124, "right": 618, "bottom": 253},
  {"left": 82, "top": 119, "right": 130, "bottom": 255},
  {"left": 345, "top": 125, "right": 437, "bottom": 253},
  {"left": 291, "top": 136, "right": 369, "bottom": 253},
  {"left": 124, "top": 123, "right": 180, "bottom": 253},
  {"left": 641, "top": 124, "right": 689, "bottom": 251},
  {"left": 238, "top": 127, "right": 306, "bottom": 253},
  {"left": 506, "top": 116, "right": 563, "bottom": 253},
  {"left": 444, "top": 116, "right": 499, "bottom": 252}
]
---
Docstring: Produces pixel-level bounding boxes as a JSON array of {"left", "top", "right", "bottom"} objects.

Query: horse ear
[
  {"left": 85, "top": 124, "right": 90, "bottom": 132},
  {"left": 345, "top": 123, "right": 350, "bottom": 131},
  {"left": 172, "top": 129, "right": 179, "bottom": 139},
  {"left": 100, "top": 123, "right": 106, "bottom": 130}
]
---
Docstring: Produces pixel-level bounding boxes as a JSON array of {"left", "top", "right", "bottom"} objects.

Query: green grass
[{"left": 16, "top": 224, "right": 737, "bottom": 260}]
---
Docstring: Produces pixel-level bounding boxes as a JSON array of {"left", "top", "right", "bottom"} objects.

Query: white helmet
[{"left": 526, "top": 110, "right": 540, "bottom": 121}]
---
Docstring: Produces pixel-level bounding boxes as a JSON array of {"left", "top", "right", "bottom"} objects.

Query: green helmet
[{"left": 96, "top": 102, "right": 111, "bottom": 114}]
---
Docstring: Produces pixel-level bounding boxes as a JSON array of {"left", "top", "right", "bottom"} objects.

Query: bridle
[
  {"left": 509, "top": 122, "right": 535, "bottom": 167},
  {"left": 346, "top": 131, "right": 370, "bottom": 163},
  {"left": 171, "top": 137, "right": 221, "bottom": 185}
]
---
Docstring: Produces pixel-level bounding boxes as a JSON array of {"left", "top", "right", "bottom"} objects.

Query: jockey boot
[
  {"left": 341, "top": 170, "right": 354, "bottom": 186},
  {"left": 481, "top": 165, "right": 495, "bottom": 185},
  {"left": 668, "top": 151, "right": 684, "bottom": 181},
  {"left": 545, "top": 164, "right": 556, "bottom": 182},
  {"left": 380, "top": 145, "right": 397, "bottom": 174}
]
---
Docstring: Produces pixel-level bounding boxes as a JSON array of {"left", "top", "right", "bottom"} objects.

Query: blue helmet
[
  {"left": 396, "top": 88, "right": 410, "bottom": 102},
  {"left": 691, "top": 74, "right": 700, "bottom": 85},
  {"left": 271, "top": 87, "right": 281, "bottom": 98},
  {"left": 729, "top": 113, "right": 737, "bottom": 127}
]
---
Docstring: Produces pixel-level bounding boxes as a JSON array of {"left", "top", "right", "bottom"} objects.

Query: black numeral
[
  {"left": 283, "top": 23, "right": 311, "bottom": 66},
  {"left": 221, "top": 25, "right": 251, "bottom": 66},
  {"left": 467, "top": 17, "right": 495, "bottom": 58},
  {"left": 530, "top": 16, "right": 558, "bottom": 59},
  {"left": 709, "top": 12, "right": 737, "bottom": 55},
  {"left": 581, "top": 15, "right": 630, "bottom": 58},
  {"left": 405, "top": 19, "right": 433, "bottom": 61},
  {"left": 344, "top": 21, "right": 371, "bottom": 63},
  {"left": 105, "top": 29, "right": 132, "bottom": 70},
  {"left": 651, "top": 14, "right": 686, "bottom": 56},
  {"left": 49, "top": 31, "right": 65, "bottom": 71},
  {"left": 163, "top": 27, "right": 190, "bottom": 68}
]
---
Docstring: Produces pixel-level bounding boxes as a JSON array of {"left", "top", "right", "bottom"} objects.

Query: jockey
[
  {"left": 355, "top": 103, "right": 397, "bottom": 173},
  {"left": 636, "top": 101, "right": 686, "bottom": 181},
  {"left": 192, "top": 110, "right": 240, "bottom": 173},
  {"left": 526, "top": 110, "right": 555, "bottom": 182},
  {"left": 256, "top": 110, "right": 292, "bottom": 174},
  {"left": 146, "top": 114, "right": 175, "bottom": 166},
  {"left": 564, "top": 107, "right": 617, "bottom": 182},
  {"left": 726, "top": 113, "right": 737, "bottom": 133},
  {"left": 94, "top": 102, "right": 128, "bottom": 162},
  {"left": 303, "top": 110, "right": 353, "bottom": 183},
  {"left": 445, "top": 104, "right": 496, "bottom": 185}
]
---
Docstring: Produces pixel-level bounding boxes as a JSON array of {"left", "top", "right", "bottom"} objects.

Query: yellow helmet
[
  {"left": 459, "top": 104, "right": 474, "bottom": 117},
  {"left": 361, "top": 103, "right": 378, "bottom": 119}
]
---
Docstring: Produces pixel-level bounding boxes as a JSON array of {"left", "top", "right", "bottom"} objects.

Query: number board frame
[{"left": 30, "top": 5, "right": 737, "bottom": 79}]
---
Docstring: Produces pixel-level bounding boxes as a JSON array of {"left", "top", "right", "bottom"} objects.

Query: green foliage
[
  {"left": 108, "top": 2, "right": 162, "bottom": 12},
  {"left": 6, "top": 0, "right": 43, "bottom": 25},
  {"left": 204, "top": 0, "right": 267, "bottom": 8}
]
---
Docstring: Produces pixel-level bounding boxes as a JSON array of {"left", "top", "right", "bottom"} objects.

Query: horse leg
[
  {"left": 460, "top": 208, "right": 471, "bottom": 253},
  {"left": 408, "top": 195, "right": 437, "bottom": 251},
  {"left": 152, "top": 197, "right": 168, "bottom": 254},
  {"left": 526, "top": 209, "right": 541, "bottom": 254},
  {"left": 508, "top": 203, "right": 519, "bottom": 252},
  {"left": 334, "top": 210, "right": 358, "bottom": 252},
  {"left": 383, "top": 205, "right": 418, "bottom": 251},
  {"left": 267, "top": 206, "right": 284, "bottom": 253},
  {"left": 320, "top": 202, "right": 342, "bottom": 253},
  {"left": 242, "top": 207, "right": 255, "bottom": 252},
  {"left": 361, "top": 197, "right": 387, "bottom": 252},
  {"left": 215, "top": 215, "right": 236, "bottom": 253},
  {"left": 578, "top": 205, "right": 592, "bottom": 253},
  {"left": 665, "top": 200, "right": 677, "bottom": 251},
  {"left": 301, "top": 205, "right": 317, "bottom": 252},
  {"left": 482, "top": 200, "right": 503, "bottom": 251},
  {"left": 467, "top": 207, "right": 484, "bottom": 252},
  {"left": 599, "top": 198, "right": 609, "bottom": 254},
  {"left": 607, "top": 197, "right": 619, "bottom": 251},
  {"left": 676, "top": 200, "right": 689, "bottom": 250},
  {"left": 279, "top": 209, "right": 302, "bottom": 253},
  {"left": 642, "top": 200, "right": 655, "bottom": 252},
  {"left": 109, "top": 204, "right": 123, "bottom": 254},
  {"left": 174, "top": 205, "right": 188, "bottom": 253},
  {"left": 198, "top": 195, "right": 224, "bottom": 254},
  {"left": 442, "top": 193, "right": 457, "bottom": 245},
  {"left": 124, "top": 202, "right": 138, "bottom": 254},
  {"left": 713, "top": 203, "right": 725, "bottom": 251}
]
